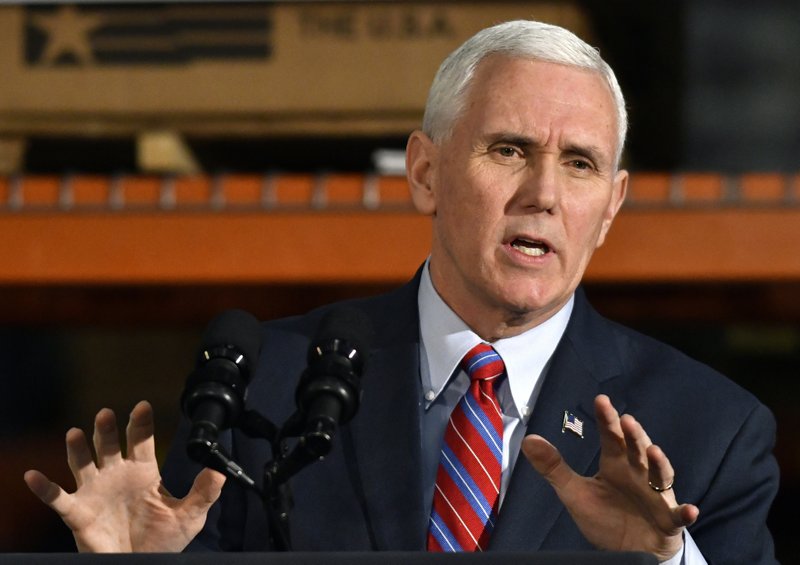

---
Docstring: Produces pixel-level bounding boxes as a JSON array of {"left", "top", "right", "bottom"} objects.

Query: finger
[
  {"left": 180, "top": 468, "right": 226, "bottom": 520},
  {"left": 521, "top": 434, "right": 578, "bottom": 491},
  {"left": 676, "top": 503, "right": 700, "bottom": 528},
  {"left": 23, "top": 469, "right": 74, "bottom": 518},
  {"left": 594, "top": 395, "right": 626, "bottom": 457},
  {"left": 620, "top": 414, "right": 652, "bottom": 471},
  {"left": 646, "top": 443, "right": 676, "bottom": 495},
  {"left": 66, "top": 427, "right": 97, "bottom": 487},
  {"left": 657, "top": 501, "right": 699, "bottom": 534},
  {"left": 126, "top": 400, "right": 156, "bottom": 463},
  {"left": 93, "top": 408, "right": 123, "bottom": 468}
]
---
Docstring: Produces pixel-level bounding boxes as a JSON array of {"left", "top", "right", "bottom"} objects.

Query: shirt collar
[{"left": 418, "top": 260, "right": 573, "bottom": 418}]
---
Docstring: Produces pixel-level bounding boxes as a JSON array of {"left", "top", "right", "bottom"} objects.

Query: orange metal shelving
[{"left": 2, "top": 172, "right": 799, "bottom": 284}]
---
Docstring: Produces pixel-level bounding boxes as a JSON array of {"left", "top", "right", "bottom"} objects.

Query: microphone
[
  {"left": 181, "top": 309, "right": 262, "bottom": 470},
  {"left": 293, "top": 306, "right": 372, "bottom": 458}
]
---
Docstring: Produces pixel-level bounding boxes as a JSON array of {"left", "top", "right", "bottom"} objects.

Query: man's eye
[
  {"left": 496, "top": 146, "right": 518, "bottom": 158},
  {"left": 570, "top": 159, "right": 592, "bottom": 171}
]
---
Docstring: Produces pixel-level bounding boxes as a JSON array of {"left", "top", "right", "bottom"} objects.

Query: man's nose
[{"left": 515, "top": 158, "right": 559, "bottom": 213}]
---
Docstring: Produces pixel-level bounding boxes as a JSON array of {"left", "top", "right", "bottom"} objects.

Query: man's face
[{"left": 408, "top": 56, "right": 628, "bottom": 337}]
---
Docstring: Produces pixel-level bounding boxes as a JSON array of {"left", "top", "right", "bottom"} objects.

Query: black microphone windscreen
[
  {"left": 199, "top": 309, "right": 262, "bottom": 365},
  {"left": 314, "top": 306, "right": 373, "bottom": 353}
]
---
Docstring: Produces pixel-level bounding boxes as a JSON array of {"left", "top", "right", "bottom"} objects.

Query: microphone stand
[
  {"left": 184, "top": 307, "right": 369, "bottom": 552},
  {"left": 199, "top": 407, "right": 338, "bottom": 552}
]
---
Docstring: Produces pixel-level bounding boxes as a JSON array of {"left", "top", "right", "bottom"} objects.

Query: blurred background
[{"left": 0, "top": 0, "right": 798, "bottom": 560}]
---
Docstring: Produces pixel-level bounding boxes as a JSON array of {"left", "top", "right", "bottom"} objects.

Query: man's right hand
[{"left": 23, "top": 400, "right": 225, "bottom": 553}]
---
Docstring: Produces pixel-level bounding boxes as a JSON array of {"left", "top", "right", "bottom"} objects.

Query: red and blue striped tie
[{"left": 428, "top": 343, "right": 505, "bottom": 552}]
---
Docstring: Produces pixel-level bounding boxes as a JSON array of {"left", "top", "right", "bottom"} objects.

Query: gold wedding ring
[{"left": 648, "top": 478, "right": 674, "bottom": 492}]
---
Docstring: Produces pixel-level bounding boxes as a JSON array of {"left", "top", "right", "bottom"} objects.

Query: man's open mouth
[{"left": 511, "top": 238, "right": 550, "bottom": 257}]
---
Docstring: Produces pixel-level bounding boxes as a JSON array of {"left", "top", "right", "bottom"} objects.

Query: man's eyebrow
[
  {"left": 483, "top": 133, "right": 612, "bottom": 168},
  {"left": 563, "top": 143, "right": 608, "bottom": 167},
  {"left": 483, "top": 132, "right": 537, "bottom": 147}
]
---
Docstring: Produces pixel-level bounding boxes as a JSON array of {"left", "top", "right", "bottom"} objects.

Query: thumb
[
  {"left": 521, "top": 434, "right": 577, "bottom": 490},
  {"left": 23, "top": 469, "right": 73, "bottom": 517},
  {"left": 182, "top": 468, "right": 226, "bottom": 517}
]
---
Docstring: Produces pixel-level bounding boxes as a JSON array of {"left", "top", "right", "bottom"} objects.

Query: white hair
[{"left": 422, "top": 20, "right": 628, "bottom": 168}]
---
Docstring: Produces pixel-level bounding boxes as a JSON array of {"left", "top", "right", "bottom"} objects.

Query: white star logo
[{"left": 30, "top": 6, "right": 105, "bottom": 65}]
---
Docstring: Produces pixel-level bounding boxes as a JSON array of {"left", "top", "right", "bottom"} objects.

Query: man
[{"left": 25, "top": 20, "right": 778, "bottom": 563}]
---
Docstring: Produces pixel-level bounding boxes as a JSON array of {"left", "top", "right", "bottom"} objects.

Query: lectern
[{"left": 0, "top": 552, "right": 658, "bottom": 565}]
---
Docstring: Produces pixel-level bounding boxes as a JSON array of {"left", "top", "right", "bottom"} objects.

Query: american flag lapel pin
[{"left": 562, "top": 410, "right": 584, "bottom": 438}]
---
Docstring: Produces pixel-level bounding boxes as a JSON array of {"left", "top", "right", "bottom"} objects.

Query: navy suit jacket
[{"left": 162, "top": 273, "right": 779, "bottom": 563}]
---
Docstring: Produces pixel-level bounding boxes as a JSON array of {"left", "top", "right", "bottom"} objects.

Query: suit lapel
[
  {"left": 341, "top": 282, "right": 632, "bottom": 551},
  {"left": 489, "top": 289, "right": 628, "bottom": 550},
  {"left": 345, "top": 277, "right": 427, "bottom": 550}
]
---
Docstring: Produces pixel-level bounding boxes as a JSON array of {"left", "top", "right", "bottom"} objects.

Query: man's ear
[
  {"left": 596, "top": 169, "right": 628, "bottom": 248},
  {"left": 406, "top": 130, "right": 438, "bottom": 216}
]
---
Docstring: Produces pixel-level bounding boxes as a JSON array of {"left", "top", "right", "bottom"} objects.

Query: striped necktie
[{"left": 427, "top": 342, "right": 505, "bottom": 552}]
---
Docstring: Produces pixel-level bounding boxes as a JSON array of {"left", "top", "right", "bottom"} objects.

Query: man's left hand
[{"left": 521, "top": 394, "right": 699, "bottom": 561}]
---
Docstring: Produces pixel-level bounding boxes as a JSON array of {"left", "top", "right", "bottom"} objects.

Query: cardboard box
[{"left": 0, "top": 2, "right": 591, "bottom": 137}]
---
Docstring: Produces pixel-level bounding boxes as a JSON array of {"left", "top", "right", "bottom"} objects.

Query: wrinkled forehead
[
  {"left": 464, "top": 57, "right": 617, "bottom": 137},
  {"left": 450, "top": 54, "right": 619, "bottom": 155},
  {"left": 469, "top": 54, "right": 615, "bottom": 110}
]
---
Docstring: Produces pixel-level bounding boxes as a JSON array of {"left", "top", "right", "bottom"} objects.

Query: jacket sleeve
[{"left": 689, "top": 402, "right": 779, "bottom": 564}]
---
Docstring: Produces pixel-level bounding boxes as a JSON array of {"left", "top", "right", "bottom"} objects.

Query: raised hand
[
  {"left": 522, "top": 394, "right": 699, "bottom": 561},
  {"left": 24, "top": 400, "right": 225, "bottom": 552}
]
